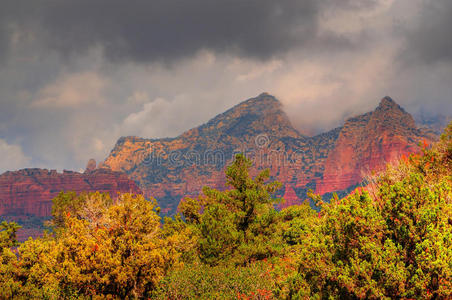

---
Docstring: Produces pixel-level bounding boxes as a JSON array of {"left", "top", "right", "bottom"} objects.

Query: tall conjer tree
[{"left": 179, "top": 153, "right": 282, "bottom": 265}]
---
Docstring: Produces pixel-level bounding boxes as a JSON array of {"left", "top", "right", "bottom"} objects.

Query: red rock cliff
[
  {"left": 316, "top": 97, "right": 434, "bottom": 194},
  {"left": 103, "top": 93, "right": 341, "bottom": 211},
  {"left": 102, "top": 94, "right": 439, "bottom": 211},
  {"left": 0, "top": 168, "right": 141, "bottom": 218}
]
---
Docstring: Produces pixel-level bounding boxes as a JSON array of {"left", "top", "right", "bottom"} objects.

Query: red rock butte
[
  {"left": 102, "top": 94, "right": 439, "bottom": 211},
  {"left": 316, "top": 96, "right": 431, "bottom": 194},
  {"left": 0, "top": 168, "right": 141, "bottom": 218}
]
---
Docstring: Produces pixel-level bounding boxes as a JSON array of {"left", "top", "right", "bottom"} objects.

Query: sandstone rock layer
[
  {"left": 103, "top": 94, "right": 437, "bottom": 211},
  {"left": 316, "top": 97, "right": 432, "bottom": 194},
  {"left": 0, "top": 168, "right": 141, "bottom": 218}
]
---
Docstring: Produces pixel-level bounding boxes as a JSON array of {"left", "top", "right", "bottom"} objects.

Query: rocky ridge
[
  {"left": 316, "top": 97, "right": 434, "bottom": 194},
  {"left": 103, "top": 94, "right": 436, "bottom": 212},
  {"left": 0, "top": 166, "right": 141, "bottom": 218}
]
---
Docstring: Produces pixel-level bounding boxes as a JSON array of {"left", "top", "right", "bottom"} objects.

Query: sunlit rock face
[
  {"left": 316, "top": 97, "right": 436, "bottom": 195},
  {"left": 103, "top": 94, "right": 437, "bottom": 212},
  {"left": 0, "top": 168, "right": 141, "bottom": 218},
  {"left": 0, "top": 94, "right": 438, "bottom": 224}
]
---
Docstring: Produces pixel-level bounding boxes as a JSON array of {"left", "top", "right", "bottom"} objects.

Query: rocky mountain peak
[
  {"left": 376, "top": 96, "right": 405, "bottom": 112},
  {"left": 101, "top": 94, "right": 438, "bottom": 213},
  {"left": 379, "top": 95, "right": 396, "bottom": 105},
  {"left": 372, "top": 96, "right": 416, "bottom": 131},
  {"left": 218, "top": 92, "right": 282, "bottom": 119},
  {"left": 181, "top": 93, "right": 301, "bottom": 140},
  {"left": 316, "top": 96, "right": 430, "bottom": 195}
]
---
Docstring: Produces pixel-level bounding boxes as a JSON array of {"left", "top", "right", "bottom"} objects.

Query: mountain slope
[
  {"left": 0, "top": 167, "right": 141, "bottom": 218},
  {"left": 316, "top": 97, "right": 433, "bottom": 194},
  {"left": 103, "top": 94, "right": 436, "bottom": 212},
  {"left": 103, "top": 93, "right": 339, "bottom": 211}
]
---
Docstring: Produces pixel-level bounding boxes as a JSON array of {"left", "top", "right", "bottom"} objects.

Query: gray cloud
[
  {"left": 1, "top": 0, "right": 324, "bottom": 63},
  {"left": 0, "top": 28, "right": 8, "bottom": 63},
  {"left": 401, "top": 0, "right": 452, "bottom": 64},
  {"left": 2, "top": 0, "right": 450, "bottom": 66},
  {"left": 0, "top": 138, "right": 31, "bottom": 172},
  {"left": 0, "top": 0, "right": 451, "bottom": 173}
]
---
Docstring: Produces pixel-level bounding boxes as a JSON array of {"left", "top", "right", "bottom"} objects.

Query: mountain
[
  {"left": 316, "top": 97, "right": 435, "bottom": 195},
  {"left": 103, "top": 94, "right": 437, "bottom": 212},
  {"left": 0, "top": 163, "right": 141, "bottom": 240}
]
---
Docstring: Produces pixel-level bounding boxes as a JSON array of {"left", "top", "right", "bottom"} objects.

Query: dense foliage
[
  {"left": 0, "top": 193, "right": 187, "bottom": 298},
  {"left": 179, "top": 153, "right": 283, "bottom": 266},
  {"left": 0, "top": 123, "right": 451, "bottom": 299},
  {"left": 286, "top": 123, "right": 452, "bottom": 299}
]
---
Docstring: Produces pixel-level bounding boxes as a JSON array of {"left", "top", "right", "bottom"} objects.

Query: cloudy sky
[{"left": 0, "top": 0, "right": 451, "bottom": 173}]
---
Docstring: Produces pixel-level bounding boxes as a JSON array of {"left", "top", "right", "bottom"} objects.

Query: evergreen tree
[{"left": 179, "top": 153, "right": 282, "bottom": 265}]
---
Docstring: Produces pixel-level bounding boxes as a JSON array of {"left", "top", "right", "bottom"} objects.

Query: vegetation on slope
[{"left": 0, "top": 122, "right": 451, "bottom": 299}]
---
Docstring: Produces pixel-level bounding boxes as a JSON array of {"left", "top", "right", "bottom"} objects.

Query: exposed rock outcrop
[
  {"left": 3, "top": 94, "right": 441, "bottom": 241},
  {"left": 316, "top": 97, "right": 431, "bottom": 194},
  {"left": 0, "top": 168, "right": 141, "bottom": 218},
  {"left": 103, "top": 94, "right": 436, "bottom": 212}
]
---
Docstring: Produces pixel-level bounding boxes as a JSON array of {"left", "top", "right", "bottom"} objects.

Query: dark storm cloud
[
  {"left": 3, "top": 0, "right": 449, "bottom": 65},
  {"left": 0, "top": 0, "right": 450, "bottom": 173},
  {"left": 402, "top": 0, "right": 452, "bottom": 64},
  {"left": 0, "top": 7, "right": 14, "bottom": 63},
  {"left": 0, "top": 0, "right": 325, "bottom": 63},
  {"left": 0, "top": 27, "right": 7, "bottom": 63}
]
